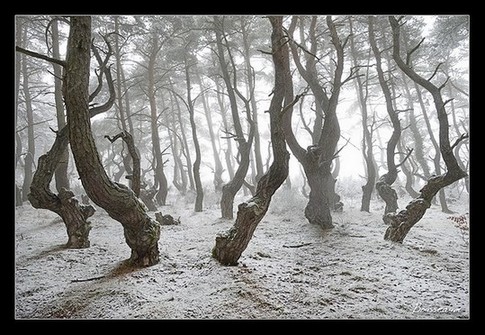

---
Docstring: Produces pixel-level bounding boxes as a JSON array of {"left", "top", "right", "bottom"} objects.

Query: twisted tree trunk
[
  {"left": 105, "top": 131, "right": 140, "bottom": 197},
  {"left": 28, "top": 126, "right": 94, "bottom": 248},
  {"left": 383, "top": 16, "right": 468, "bottom": 242},
  {"left": 212, "top": 16, "right": 291, "bottom": 265},
  {"left": 284, "top": 16, "right": 345, "bottom": 229},
  {"left": 65, "top": 16, "right": 160, "bottom": 266}
]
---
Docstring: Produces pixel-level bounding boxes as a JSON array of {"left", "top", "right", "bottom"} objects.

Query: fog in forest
[{"left": 15, "top": 15, "right": 469, "bottom": 320}]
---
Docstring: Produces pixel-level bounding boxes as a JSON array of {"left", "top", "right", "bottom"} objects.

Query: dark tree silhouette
[
  {"left": 212, "top": 16, "right": 293, "bottom": 265},
  {"left": 18, "top": 21, "right": 114, "bottom": 248},
  {"left": 284, "top": 16, "right": 350, "bottom": 229},
  {"left": 64, "top": 16, "right": 160, "bottom": 266},
  {"left": 383, "top": 16, "right": 468, "bottom": 242}
]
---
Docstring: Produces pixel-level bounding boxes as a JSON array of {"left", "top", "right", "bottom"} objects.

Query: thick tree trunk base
[
  {"left": 29, "top": 187, "right": 95, "bottom": 249},
  {"left": 305, "top": 205, "right": 334, "bottom": 229},
  {"left": 383, "top": 198, "right": 431, "bottom": 243},
  {"left": 304, "top": 202, "right": 334, "bottom": 229},
  {"left": 213, "top": 198, "right": 269, "bottom": 265},
  {"left": 123, "top": 217, "right": 160, "bottom": 267},
  {"left": 58, "top": 188, "right": 95, "bottom": 248}
]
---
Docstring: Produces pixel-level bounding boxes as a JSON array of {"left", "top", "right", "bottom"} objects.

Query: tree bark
[
  {"left": 17, "top": 25, "right": 108, "bottom": 247},
  {"left": 105, "top": 131, "right": 141, "bottom": 197},
  {"left": 65, "top": 16, "right": 160, "bottom": 266},
  {"left": 285, "top": 16, "right": 344, "bottom": 229},
  {"left": 383, "top": 16, "right": 468, "bottom": 242},
  {"left": 415, "top": 83, "right": 452, "bottom": 212},
  {"left": 212, "top": 16, "right": 291, "bottom": 266},
  {"left": 447, "top": 84, "right": 469, "bottom": 194},
  {"left": 28, "top": 126, "right": 95, "bottom": 248}
]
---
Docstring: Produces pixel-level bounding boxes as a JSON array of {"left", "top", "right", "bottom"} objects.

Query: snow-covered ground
[{"left": 14, "top": 189, "right": 469, "bottom": 319}]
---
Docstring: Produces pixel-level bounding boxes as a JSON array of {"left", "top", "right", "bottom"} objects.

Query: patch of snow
[{"left": 15, "top": 191, "right": 469, "bottom": 319}]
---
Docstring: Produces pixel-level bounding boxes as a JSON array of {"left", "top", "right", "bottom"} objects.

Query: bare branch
[
  {"left": 450, "top": 133, "right": 469, "bottom": 151},
  {"left": 16, "top": 46, "right": 66, "bottom": 67},
  {"left": 428, "top": 62, "right": 443, "bottom": 82},
  {"left": 104, "top": 132, "right": 124, "bottom": 143},
  {"left": 283, "top": 27, "right": 321, "bottom": 62},
  {"left": 406, "top": 37, "right": 425, "bottom": 66},
  {"left": 443, "top": 98, "right": 454, "bottom": 107},
  {"left": 71, "top": 275, "right": 105, "bottom": 283},
  {"left": 331, "top": 136, "right": 351, "bottom": 161},
  {"left": 396, "top": 147, "right": 414, "bottom": 168},
  {"left": 257, "top": 48, "right": 273, "bottom": 55},
  {"left": 438, "top": 76, "right": 451, "bottom": 91},
  {"left": 16, "top": 119, "right": 53, "bottom": 133}
]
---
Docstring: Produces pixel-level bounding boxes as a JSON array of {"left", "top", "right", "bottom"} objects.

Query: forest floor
[{"left": 14, "top": 189, "right": 470, "bottom": 320}]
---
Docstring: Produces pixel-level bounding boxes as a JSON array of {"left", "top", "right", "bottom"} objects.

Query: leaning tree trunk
[
  {"left": 28, "top": 127, "right": 95, "bottom": 249},
  {"left": 212, "top": 16, "right": 291, "bottom": 266},
  {"left": 105, "top": 131, "right": 141, "bottom": 197},
  {"left": 28, "top": 126, "right": 95, "bottom": 248},
  {"left": 65, "top": 16, "right": 160, "bottom": 266},
  {"left": 416, "top": 82, "right": 452, "bottom": 213},
  {"left": 23, "top": 22, "right": 123, "bottom": 249},
  {"left": 383, "top": 16, "right": 468, "bottom": 243}
]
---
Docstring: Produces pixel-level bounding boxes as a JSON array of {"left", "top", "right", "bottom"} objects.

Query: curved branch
[
  {"left": 406, "top": 37, "right": 425, "bottom": 66},
  {"left": 89, "top": 64, "right": 116, "bottom": 117},
  {"left": 396, "top": 147, "right": 414, "bottom": 168}
]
